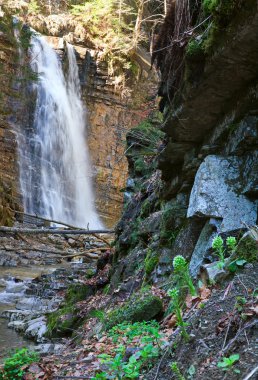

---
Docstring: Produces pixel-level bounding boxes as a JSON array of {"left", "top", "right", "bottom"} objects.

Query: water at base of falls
[{"left": 18, "top": 36, "right": 102, "bottom": 229}]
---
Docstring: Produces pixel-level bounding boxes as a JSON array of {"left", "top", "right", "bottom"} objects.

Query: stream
[{"left": 0, "top": 265, "right": 66, "bottom": 361}]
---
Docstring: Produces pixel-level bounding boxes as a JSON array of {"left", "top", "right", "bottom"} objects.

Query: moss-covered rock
[
  {"left": 47, "top": 284, "right": 94, "bottom": 337},
  {"left": 47, "top": 305, "right": 79, "bottom": 337},
  {"left": 104, "top": 291, "right": 163, "bottom": 330},
  {"left": 236, "top": 235, "right": 257, "bottom": 263}
]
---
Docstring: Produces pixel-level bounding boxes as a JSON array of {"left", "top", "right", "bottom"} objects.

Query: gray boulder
[{"left": 187, "top": 155, "right": 257, "bottom": 232}]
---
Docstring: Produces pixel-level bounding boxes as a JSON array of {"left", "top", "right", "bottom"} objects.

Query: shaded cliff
[{"left": 114, "top": 0, "right": 258, "bottom": 286}]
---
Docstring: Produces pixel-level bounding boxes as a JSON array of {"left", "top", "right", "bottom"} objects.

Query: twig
[
  {"left": 153, "top": 347, "right": 170, "bottom": 380},
  {"left": 236, "top": 274, "right": 249, "bottom": 297},
  {"left": 91, "top": 232, "right": 112, "bottom": 248},
  {"left": 221, "top": 316, "right": 232, "bottom": 351},
  {"left": 242, "top": 365, "right": 258, "bottom": 380}
]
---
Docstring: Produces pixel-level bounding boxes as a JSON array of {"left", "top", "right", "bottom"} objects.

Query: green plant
[
  {"left": 92, "top": 321, "right": 161, "bottom": 379},
  {"left": 170, "top": 361, "right": 186, "bottom": 380},
  {"left": 173, "top": 255, "right": 196, "bottom": 296},
  {"left": 95, "top": 344, "right": 159, "bottom": 379},
  {"left": 108, "top": 321, "right": 161, "bottom": 345},
  {"left": 0, "top": 348, "right": 39, "bottom": 380},
  {"left": 212, "top": 236, "right": 225, "bottom": 268},
  {"left": 27, "top": 0, "right": 40, "bottom": 14},
  {"left": 212, "top": 235, "right": 248, "bottom": 272},
  {"left": 89, "top": 309, "right": 105, "bottom": 322},
  {"left": 226, "top": 236, "right": 237, "bottom": 254},
  {"left": 144, "top": 250, "right": 159, "bottom": 276},
  {"left": 167, "top": 288, "right": 189, "bottom": 340},
  {"left": 217, "top": 354, "right": 240, "bottom": 373}
]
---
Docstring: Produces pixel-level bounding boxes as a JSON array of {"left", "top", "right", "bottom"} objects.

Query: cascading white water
[{"left": 18, "top": 35, "right": 102, "bottom": 228}]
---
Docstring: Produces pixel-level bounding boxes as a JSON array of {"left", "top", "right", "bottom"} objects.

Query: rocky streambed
[{"left": 0, "top": 229, "right": 110, "bottom": 360}]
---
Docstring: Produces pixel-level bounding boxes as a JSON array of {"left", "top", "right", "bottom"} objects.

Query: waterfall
[{"left": 18, "top": 35, "right": 102, "bottom": 228}]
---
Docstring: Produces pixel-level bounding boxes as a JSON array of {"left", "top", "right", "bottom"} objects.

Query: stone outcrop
[{"left": 113, "top": 1, "right": 258, "bottom": 287}]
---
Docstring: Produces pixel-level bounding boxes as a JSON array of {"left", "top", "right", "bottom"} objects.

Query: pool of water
[{"left": 0, "top": 316, "right": 34, "bottom": 362}]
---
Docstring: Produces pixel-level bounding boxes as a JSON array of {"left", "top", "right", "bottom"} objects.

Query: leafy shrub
[{"left": 0, "top": 348, "right": 39, "bottom": 380}]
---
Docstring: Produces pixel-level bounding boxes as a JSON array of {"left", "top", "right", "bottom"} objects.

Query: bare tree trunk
[{"left": 134, "top": 0, "right": 144, "bottom": 48}]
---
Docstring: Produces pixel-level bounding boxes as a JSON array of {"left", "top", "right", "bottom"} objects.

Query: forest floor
[{"left": 0, "top": 231, "right": 257, "bottom": 380}]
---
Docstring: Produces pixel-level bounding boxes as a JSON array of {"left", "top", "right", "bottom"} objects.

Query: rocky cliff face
[
  {"left": 0, "top": 11, "right": 26, "bottom": 225},
  {"left": 113, "top": 0, "right": 258, "bottom": 288}
]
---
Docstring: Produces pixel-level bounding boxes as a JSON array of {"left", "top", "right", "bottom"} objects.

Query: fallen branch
[
  {"left": 92, "top": 232, "right": 112, "bottom": 248},
  {"left": 0, "top": 226, "right": 114, "bottom": 235},
  {"left": 243, "top": 365, "right": 258, "bottom": 380}
]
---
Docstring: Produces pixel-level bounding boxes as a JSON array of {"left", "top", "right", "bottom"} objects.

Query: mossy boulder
[
  {"left": 104, "top": 292, "right": 163, "bottom": 330},
  {"left": 236, "top": 234, "right": 257, "bottom": 263},
  {"left": 47, "top": 284, "right": 94, "bottom": 337},
  {"left": 47, "top": 305, "right": 79, "bottom": 337}
]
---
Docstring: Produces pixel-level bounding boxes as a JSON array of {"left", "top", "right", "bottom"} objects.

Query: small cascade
[
  {"left": 18, "top": 35, "right": 102, "bottom": 228},
  {"left": 0, "top": 278, "right": 27, "bottom": 305}
]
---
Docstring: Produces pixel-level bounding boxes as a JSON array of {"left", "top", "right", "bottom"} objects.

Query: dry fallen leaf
[{"left": 167, "top": 314, "right": 177, "bottom": 328}]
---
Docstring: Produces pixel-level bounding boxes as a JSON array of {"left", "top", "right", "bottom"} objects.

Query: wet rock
[
  {"left": 8, "top": 320, "right": 25, "bottom": 332},
  {"left": 187, "top": 155, "right": 257, "bottom": 232}
]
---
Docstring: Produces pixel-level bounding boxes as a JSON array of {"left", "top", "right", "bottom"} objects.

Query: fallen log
[{"left": 0, "top": 226, "right": 114, "bottom": 235}]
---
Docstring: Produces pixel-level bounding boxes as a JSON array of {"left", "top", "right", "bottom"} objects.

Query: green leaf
[{"left": 236, "top": 259, "right": 247, "bottom": 266}]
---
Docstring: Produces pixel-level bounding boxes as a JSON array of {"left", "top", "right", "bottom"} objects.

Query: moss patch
[
  {"left": 236, "top": 235, "right": 257, "bottom": 263},
  {"left": 144, "top": 250, "right": 159, "bottom": 276},
  {"left": 104, "top": 292, "right": 163, "bottom": 330}
]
